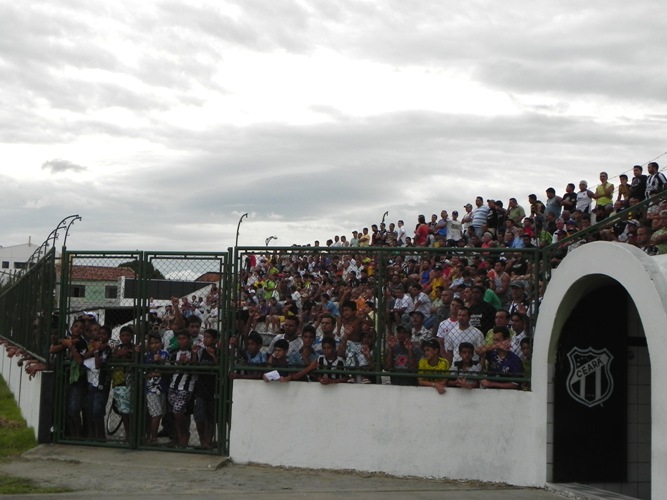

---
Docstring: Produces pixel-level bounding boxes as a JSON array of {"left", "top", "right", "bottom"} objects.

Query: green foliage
[
  {"left": 0, "top": 473, "right": 71, "bottom": 494},
  {"left": 0, "top": 376, "right": 72, "bottom": 494},
  {"left": 118, "top": 259, "right": 166, "bottom": 280},
  {"left": 0, "top": 376, "right": 36, "bottom": 459}
]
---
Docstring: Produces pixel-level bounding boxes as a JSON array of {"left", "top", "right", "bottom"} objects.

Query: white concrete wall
[
  {"left": 534, "top": 242, "right": 667, "bottom": 500},
  {"left": 230, "top": 380, "right": 542, "bottom": 486},
  {"left": 0, "top": 344, "right": 42, "bottom": 438}
]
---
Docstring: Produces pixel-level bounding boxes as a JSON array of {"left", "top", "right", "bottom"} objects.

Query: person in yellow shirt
[
  {"left": 594, "top": 171, "right": 614, "bottom": 213},
  {"left": 418, "top": 338, "right": 450, "bottom": 395}
]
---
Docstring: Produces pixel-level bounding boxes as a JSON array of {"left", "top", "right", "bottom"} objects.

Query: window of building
[
  {"left": 105, "top": 286, "right": 118, "bottom": 299},
  {"left": 69, "top": 285, "right": 86, "bottom": 298},
  {"left": 13, "top": 262, "right": 26, "bottom": 269},
  {"left": 1, "top": 261, "right": 8, "bottom": 269}
]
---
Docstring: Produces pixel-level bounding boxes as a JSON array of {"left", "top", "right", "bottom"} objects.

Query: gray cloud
[
  {"left": 2, "top": 1, "right": 667, "bottom": 252},
  {"left": 41, "top": 159, "right": 88, "bottom": 174}
]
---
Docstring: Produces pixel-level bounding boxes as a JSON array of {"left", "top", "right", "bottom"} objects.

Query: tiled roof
[
  {"left": 56, "top": 264, "right": 136, "bottom": 281},
  {"left": 194, "top": 272, "right": 222, "bottom": 283}
]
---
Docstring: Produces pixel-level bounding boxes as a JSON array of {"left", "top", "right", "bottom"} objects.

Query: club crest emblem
[{"left": 566, "top": 347, "right": 614, "bottom": 408}]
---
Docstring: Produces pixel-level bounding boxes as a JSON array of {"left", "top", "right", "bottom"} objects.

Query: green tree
[{"left": 118, "top": 260, "right": 166, "bottom": 280}]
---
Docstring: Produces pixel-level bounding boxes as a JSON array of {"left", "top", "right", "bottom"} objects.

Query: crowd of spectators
[
  {"left": 4, "top": 161, "right": 667, "bottom": 447},
  {"left": 231, "top": 162, "right": 667, "bottom": 393}
]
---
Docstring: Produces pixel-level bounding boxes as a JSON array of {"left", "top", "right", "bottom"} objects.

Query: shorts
[
  {"left": 66, "top": 381, "right": 85, "bottom": 417},
  {"left": 146, "top": 392, "right": 166, "bottom": 417},
  {"left": 193, "top": 396, "right": 215, "bottom": 424},
  {"left": 113, "top": 386, "right": 132, "bottom": 415},
  {"left": 168, "top": 388, "right": 193, "bottom": 414},
  {"left": 87, "top": 386, "right": 109, "bottom": 420}
]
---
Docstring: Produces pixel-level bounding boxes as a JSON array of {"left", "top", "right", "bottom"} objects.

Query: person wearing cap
[
  {"left": 508, "top": 281, "right": 529, "bottom": 317},
  {"left": 424, "top": 264, "right": 446, "bottom": 300},
  {"left": 417, "top": 338, "right": 449, "bottom": 394},
  {"left": 564, "top": 219, "right": 578, "bottom": 238},
  {"left": 615, "top": 219, "right": 639, "bottom": 244},
  {"left": 446, "top": 211, "right": 464, "bottom": 246},
  {"left": 461, "top": 203, "right": 474, "bottom": 232}
]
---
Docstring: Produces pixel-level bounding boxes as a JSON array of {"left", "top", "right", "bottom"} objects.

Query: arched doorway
[{"left": 552, "top": 279, "right": 651, "bottom": 498}]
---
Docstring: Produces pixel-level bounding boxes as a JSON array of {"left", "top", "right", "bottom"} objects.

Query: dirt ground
[{"left": 0, "top": 445, "right": 571, "bottom": 499}]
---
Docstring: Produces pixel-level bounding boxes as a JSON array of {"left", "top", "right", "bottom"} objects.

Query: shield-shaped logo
[{"left": 566, "top": 347, "right": 614, "bottom": 408}]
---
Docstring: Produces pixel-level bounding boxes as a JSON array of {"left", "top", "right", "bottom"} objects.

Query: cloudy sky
[{"left": 2, "top": 0, "right": 666, "bottom": 252}]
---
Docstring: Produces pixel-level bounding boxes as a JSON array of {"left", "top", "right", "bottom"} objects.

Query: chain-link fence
[
  {"left": 231, "top": 245, "right": 541, "bottom": 388},
  {"left": 0, "top": 247, "right": 56, "bottom": 360},
  {"left": 6, "top": 195, "right": 667, "bottom": 454},
  {"left": 52, "top": 250, "right": 232, "bottom": 455}
]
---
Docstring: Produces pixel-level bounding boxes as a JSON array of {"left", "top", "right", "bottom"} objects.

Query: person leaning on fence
[
  {"left": 447, "top": 342, "right": 481, "bottom": 389},
  {"left": 144, "top": 333, "right": 169, "bottom": 444},
  {"left": 265, "top": 338, "right": 290, "bottom": 381},
  {"left": 83, "top": 324, "right": 113, "bottom": 441},
  {"left": 193, "top": 328, "right": 219, "bottom": 449},
  {"left": 480, "top": 326, "right": 523, "bottom": 390},
  {"left": 267, "top": 315, "right": 302, "bottom": 357},
  {"left": 417, "top": 338, "right": 449, "bottom": 395},
  {"left": 168, "top": 330, "right": 197, "bottom": 448},
  {"left": 385, "top": 325, "right": 421, "bottom": 386},
  {"left": 317, "top": 336, "right": 347, "bottom": 385},
  {"left": 111, "top": 325, "right": 136, "bottom": 442},
  {"left": 444, "top": 306, "right": 485, "bottom": 368},
  {"left": 287, "top": 325, "right": 318, "bottom": 381},
  {"left": 229, "top": 330, "right": 267, "bottom": 380},
  {"left": 50, "top": 318, "right": 87, "bottom": 439},
  {"left": 279, "top": 335, "right": 347, "bottom": 384},
  {"left": 337, "top": 300, "right": 371, "bottom": 383}
]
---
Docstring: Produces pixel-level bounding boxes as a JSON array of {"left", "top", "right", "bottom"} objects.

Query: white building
[{"left": 0, "top": 241, "right": 39, "bottom": 283}]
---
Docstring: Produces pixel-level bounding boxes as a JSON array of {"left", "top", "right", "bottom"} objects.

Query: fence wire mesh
[
  {"left": 231, "top": 245, "right": 540, "bottom": 388},
  {"left": 51, "top": 250, "right": 232, "bottom": 454}
]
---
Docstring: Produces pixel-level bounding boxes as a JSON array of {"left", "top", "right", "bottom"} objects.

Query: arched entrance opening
[{"left": 552, "top": 278, "right": 651, "bottom": 499}]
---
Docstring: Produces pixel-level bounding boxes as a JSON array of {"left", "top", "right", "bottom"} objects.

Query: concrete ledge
[
  {"left": 22, "top": 444, "right": 229, "bottom": 471},
  {"left": 546, "top": 482, "right": 638, "bottom": 500}
]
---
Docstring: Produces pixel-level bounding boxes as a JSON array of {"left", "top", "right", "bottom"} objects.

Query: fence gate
[{"left": 54, "top": 250, "right": 233, "bottom": 455}]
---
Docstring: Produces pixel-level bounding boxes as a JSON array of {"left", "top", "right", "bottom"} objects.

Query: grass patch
[
  {"left": 0, "top": 375, "right": 72, "bottom": 494},
  {"left": 0, "top": 474, "right": 71, "bottom": 494},
  {"left": 0, "top": 376, "right": 36, "bottom": 459}
]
